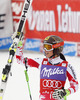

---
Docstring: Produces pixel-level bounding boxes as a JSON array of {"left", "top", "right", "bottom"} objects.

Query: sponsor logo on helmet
[
  {"left": 52, "top": 42, "right": 64, "bottom": 48},
  {"left": 44, "top": 36, "right": 50, "bottom": 40}
]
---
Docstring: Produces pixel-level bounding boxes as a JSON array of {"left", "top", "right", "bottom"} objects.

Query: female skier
[{"left": 16, "top": 35, "right": 79, "bottom": 100}]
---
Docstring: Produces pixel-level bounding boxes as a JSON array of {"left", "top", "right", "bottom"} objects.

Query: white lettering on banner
[
  {"left": 0, "top": 38, "right": 12, "bottom": 47},
  {"left": 27, "top": 4, "right": 80, "bottom": 33},
  {"left": 57, "top": 4, "right": 80, "bottom": 33},
  {"left": 63, "top": 45, "right": 76, "bottom": 54},
  {"left": 28, "top": 7, "right": 56, "bottom": 32},
  {"left": 43, "top": 79, "right": 62, "bottom": 88},
  {"left": 12, "top": 2, "right": 23, "bottom": 15},
  {"left": 41, "top": 67, "right": 64, "bottom": 77}
]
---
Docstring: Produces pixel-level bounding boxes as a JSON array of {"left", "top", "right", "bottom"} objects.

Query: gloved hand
[
  {"left": 52, "top": 88, "right": 70, "bottom": 100},
  {"left": 14, "top": 32, "right": 24, "bottom": 47},
  {"left": 18, "top": 41, "right": 23, "bottom": 47}
]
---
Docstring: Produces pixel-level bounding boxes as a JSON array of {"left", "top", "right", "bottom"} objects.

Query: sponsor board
[
  {"left": 77, "top": 43, "right": 80, "bottom": 56},
  {"left": 12, "top": 0, "right": 24, "bottom": 31},
  {"left": 25, "top": 0, "right": 80, "bottom": 42},
  {"left": 63, "top": 42, "right": 77, "bottom": 56},
  {"left": 0, "top": 37, "right": 12, "bottom": 49},
  {"left": 0, "top": 0, "right": 13, "bottom": 38},
  {"left": 24, "top": 39, "right": 41, "bottom": 52},
  {"left": 40, "top": 40, "right": 43, "bottom": 52},
  {"left": 12, "top": 0, "right": 80, "bottom": 56}
]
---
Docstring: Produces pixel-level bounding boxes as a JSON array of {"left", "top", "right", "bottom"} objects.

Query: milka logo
[{"left": 41, "top": 67, "right": 64, "bottom": 77}]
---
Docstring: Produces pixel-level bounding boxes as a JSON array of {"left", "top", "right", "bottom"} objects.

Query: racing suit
[{"left": 16, "top": 47, "right": 79, "bottom": 100}]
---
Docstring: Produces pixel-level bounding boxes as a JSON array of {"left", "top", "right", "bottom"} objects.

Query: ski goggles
[
  {"left": 43, "top": 42, "right": 64, "bottom": 51},
  {"left": 43, "top": 43, "right": 54, "bottom": 51}
]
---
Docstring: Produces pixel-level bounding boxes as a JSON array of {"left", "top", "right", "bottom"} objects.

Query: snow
[{"left": 0, "top": 51, "right": 80, "bottom": 100}]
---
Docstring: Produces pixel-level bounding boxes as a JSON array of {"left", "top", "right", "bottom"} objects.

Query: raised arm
[{"left": 16, "top": 41, "right": 43, "bottom": 68}]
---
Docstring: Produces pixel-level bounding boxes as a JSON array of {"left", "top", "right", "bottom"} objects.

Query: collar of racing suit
[{"left": 48, "top": 56, "right": 63, "bottom": 65}]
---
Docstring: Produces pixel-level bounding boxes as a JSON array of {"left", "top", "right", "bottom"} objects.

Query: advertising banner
[
  {"left": 0, "top": 37, "right": 12, "bottom": 49},
  {"left": 12, "top": 0, "right": 80, "bottom": 56},
  {"left": 24, "top": 38, "right": 41, "bottom": 52},
  {"left": 0, "top": 0, "right": 13, "bottom": 49},
  {"left": 77, "top": 43, "right": 80, "bottom": 56},
  {"left": 0, "top": 0, "right": 13, "bottom": 38},
  {"left": 12, "top": 0, "right": 24, "bottom": 32},
  {"left": 25, "top": 0, "right": 80, "bottom": 42},
  {"left": 63, "top": 42, "right": 77, "bottom": 56}
]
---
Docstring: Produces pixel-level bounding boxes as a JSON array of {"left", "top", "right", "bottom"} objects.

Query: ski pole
[{"left": 24, "top": 70, "right": 32, "bottom": 100}]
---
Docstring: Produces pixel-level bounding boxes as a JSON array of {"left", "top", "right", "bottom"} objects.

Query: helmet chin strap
[
  {"left": 49, "top": 54, "right": 54, "bottom": 58},
  {"left": 49, "top": 54, "right": 58, "bottom": 58}
]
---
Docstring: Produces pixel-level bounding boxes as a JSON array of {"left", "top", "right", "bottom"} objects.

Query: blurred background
[
  {"left": 0, "top": 0, "right": 80, "bottom": 100},
  {"left": 0, "top": 0, "right": 80, "bottom": 56}
]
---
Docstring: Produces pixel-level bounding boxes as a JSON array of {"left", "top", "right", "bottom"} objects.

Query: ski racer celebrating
[{"left": 15, "top": 35, "right": 79, "bottom": 100}]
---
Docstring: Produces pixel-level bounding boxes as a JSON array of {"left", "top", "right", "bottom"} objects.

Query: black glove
[{"left": 52, "top": 88, "right": 66, "bottom": 100}]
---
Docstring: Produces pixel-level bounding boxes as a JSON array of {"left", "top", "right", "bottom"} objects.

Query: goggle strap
[{"left": 52, "top": 42, "right": 64, "bottom": 48}]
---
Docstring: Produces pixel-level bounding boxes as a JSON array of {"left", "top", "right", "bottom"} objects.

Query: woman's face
[{"left": 44, "top": 49, "right": 53, "bottom": 58}]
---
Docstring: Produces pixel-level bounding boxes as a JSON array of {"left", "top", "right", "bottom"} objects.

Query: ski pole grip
[{"left": 24, "top": 57, "right": 28, "bottom": 69}]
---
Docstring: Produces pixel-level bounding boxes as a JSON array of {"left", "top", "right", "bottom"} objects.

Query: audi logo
[{"left": 42, "top": 79, "right": 62, "bottom": 88}]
